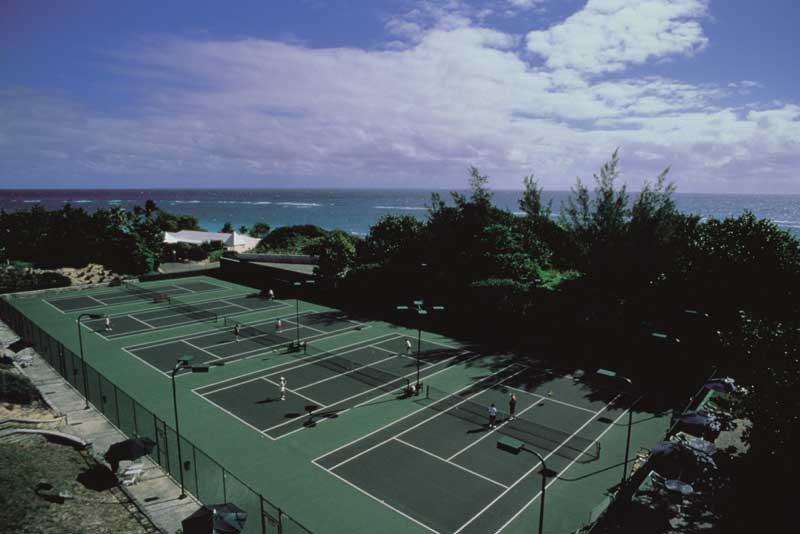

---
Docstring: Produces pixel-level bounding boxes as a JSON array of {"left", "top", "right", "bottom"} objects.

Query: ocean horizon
[{"left": 2, "top": 188, "right": 798, "bottom": 238}]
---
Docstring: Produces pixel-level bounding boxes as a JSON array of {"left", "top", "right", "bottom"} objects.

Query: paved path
[{"left": 1, "top": 319, "right": 200, "bottom": 534}]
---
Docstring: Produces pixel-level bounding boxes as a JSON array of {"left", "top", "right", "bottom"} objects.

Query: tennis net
[
  {"left": 305, "top": 343, "right": 410, "bottom": 393},
  {"left": 123, "top": 281, "right": 169, "bottom": 302},
  {"left": 426, "top": 385, "right": 600, "bottom": 463},
  {"left": 224, "top": 317, "right": 291, "bottom": 347},
  {"left": 170, "top": 298, "right": 218, "bottom": 324}
]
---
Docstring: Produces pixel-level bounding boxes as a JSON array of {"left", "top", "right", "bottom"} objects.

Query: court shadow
[
  {"left": 256, "top": 398, "right": 280, "bottom": 404},
  {"left": 467, "top": 426, "right": 489, "bottom": 435}
]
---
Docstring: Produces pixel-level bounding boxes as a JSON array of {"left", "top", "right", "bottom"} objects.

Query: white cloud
[
  {"left": 1, "top": 1, "right": 798, "bottom": 193},
  {"left": 526, "top": 0, "right": 710, "bottom": 75}
]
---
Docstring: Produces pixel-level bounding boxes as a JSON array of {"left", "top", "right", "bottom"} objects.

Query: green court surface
[{"left": 6, "top": 276, "right": 673, "bottom": 534}]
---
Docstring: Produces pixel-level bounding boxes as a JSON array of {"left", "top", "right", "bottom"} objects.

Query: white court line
[
  {"left": 452, "top": 394, "right": 621, "bottom": 534},
  {"left": 288, "top": 319, "right": 327, "bottom": 335},
  {"left": 258, "top": 376, "right": 323, "bottom": 406},
  {"left": 171, "top": 282, "right": 197, "bottom": 293},
  {"left": 263, "top": 352, "right": 469, "bottom": 437},
  {"left": 128, "top": 315, "right": 156, "bottom": 330},
  {"left": 276, "top": 350, "right": 478, "bottom": 442},
  {"left": 208, "top": 322, "right": 367, "bottom": 364},
  {"left": 125, "top": 308, "right": 300, "bottom": 351},
  {"left": 43, "top": 299, "right": 68, "bottom": 315},
  {"left": 295, "top": 353, "right": 401, "bottom": 391},
  {"left": 312, "top": 460, "right": 441, "bottom": 534},
  {"left": 121, "top": 347, "right": 172, "bottom": 380},
  {"left": 494, "top": 406, "right": 631, "bottom": 534},
  {"left": 348, "top": 351, "right": 475, "bottom": 410},
  {"left": 192, "top": 333, "right": 400, "bottom": 393},
  {"left": 183, "top": 340, "right": 223, "bottom": 360},
  {"left": 196, "top": 391, "right": 275, "bottom": 437},
  {"left": 326, "top": 367, "right": 527, "bottom": 471},
  {"left": 506, "top": 385, "right": 597, "bottom": 414},
  {"left": 220, "top": 299, "right": 251, "bottom": 311},
  {"left": 394, "top": 438, "right": 508, "bottom": 489},
  {"left": 447, "top": 396, "right": 546, "bottom": 461}
]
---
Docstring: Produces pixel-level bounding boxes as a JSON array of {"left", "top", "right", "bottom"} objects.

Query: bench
[{"left": 497, "top": 436, "right": 524, "bottom": 454}]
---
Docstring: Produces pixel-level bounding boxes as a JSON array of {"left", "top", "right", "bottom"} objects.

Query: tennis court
[
  {"left": 315, "top": 367, "right": 630, "bottom": 534},
  {"left": 193, "top": 334, "right": 469, "bottom": 439},
  {"left": 87, "top": 294, "right": 288, "bottom": 338},
  {"left": 44, "top": 279, "right": 225, "bottom": 312},
  {"left": 124, "top": 310, "right": 368, "bottom": 375},
  {"left": 3, "top": 275, "right": 672, "bottom": 534}
]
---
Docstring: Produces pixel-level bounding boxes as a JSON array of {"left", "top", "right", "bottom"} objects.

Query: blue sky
[{"left": 1, "top": 0, "right": 798, "bottom": 192}]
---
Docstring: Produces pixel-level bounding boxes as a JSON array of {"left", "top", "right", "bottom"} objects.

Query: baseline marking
[
  {"left": 507, "top": 385, "right": 597, "bottom": 414},
  {"left": 452, "top": 394, "right": 621, "bottom": 534},
  {"left": 447, "top": 397, "right": 546, "bottom": 461},
  {"left": 394, "top": 438, "right": 508, "bottom": 489},
  {"left": 494, "top": 406, "right": 632, "bottom": 534},
  {"left": 326, "top": 367, "right": 527, "bottom": 471}
]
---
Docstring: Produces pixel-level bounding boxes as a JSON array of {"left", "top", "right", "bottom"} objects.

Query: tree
[
  {"left": 519, "top": 174, "right": 552, "bottom": 221},
  {"left": 560, "top": 149, "right": 629, "bottom": 277},
  {"left": 359, "top": 215, "right": 424, "bottom": 264},
  {"left": 220, "top": 222, "right": 234, "bottom": 233},
  {"left": 238, "top": 225, "right": 249, "bottom": 235},
  {"left": 315, "top": 231, "right": 357, "bottom": 282},
  {"left": 249, "top": 222, "right": 271, "bottom": 238}
]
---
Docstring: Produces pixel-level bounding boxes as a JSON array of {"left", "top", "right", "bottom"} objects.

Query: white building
[{"left": 163, "top": 230, "right": 261, "bottom": 253}]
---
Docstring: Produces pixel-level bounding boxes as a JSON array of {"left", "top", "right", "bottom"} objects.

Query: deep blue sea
[{"left": 1, "top": 189, "right": 798, "bottom": 237}]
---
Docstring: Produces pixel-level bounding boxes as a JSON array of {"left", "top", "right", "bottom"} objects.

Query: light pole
[
  {"left": 528, "top": 448, "right": 548, "bottom": 534},
  {"left": 596, "top": 368, "right": 636, "bottom": 485},
  {"left": 171, "top": 356, "right": 221, "bottom": 498},
  {"left": 293, "top": 280, "right": 315, "bottom": 349},
  {"left": 396, "top": 300, "right": 444, "bottom": 390},
  {"left": 77, "top": 313, "right": 104, "bottom": 409}
]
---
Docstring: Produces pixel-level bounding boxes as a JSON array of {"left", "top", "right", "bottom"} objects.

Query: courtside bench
[{"left": 497, "top": 435, "right": 524, "bottom": 454}]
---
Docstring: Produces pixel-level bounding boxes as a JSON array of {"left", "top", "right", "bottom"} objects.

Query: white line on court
[
  {"left": 447, "top": 396, "right": 546, "bottom": 461},
  {"left": 494, "top": 406, "right": 632, "bottom": 534},
  {"left": 192, "top": 333, "right": 401, "bottom": 393},
  {"left": 262, "top": 352, "right": 465, "bottom": 436},
  {"left": 195, "top": 391, "right": 274, "bottom": 436},
  {"left": 394, "top": 438, "right": 508, "bottom": 489},
  {"left": 325, "top": 367, "right": 527, "bottom": 471},
  {"left": 42, "top": 298, "right": 68, "bottom": 315},
  {"left": 258, "top": 376, "right": 322, "bottom": 405},
  {"left": 128, "top": 315, "right": 156, "bottom": 329},
  {"left": 183, "top": 340, "right": 223, "bottom": 360},
  {"left": 311, "top": 460, "right": 442, "bottom": 534},
  {"left": 267, "top": 349, "right": 463, "bottom": 436},
  {"left": 121, "top": 347, "right": 172, "bottom": 380},
  {"left": 452, "top": 394, "right": 622, "bottom": 534},
  {"left": 220, "top": 299, "right": 250, "bottom": 311},
  {"left": 294, "top": 353, "right": 401, "bottom": 391},
  {"left": 506, "top": 385, "right": 597, "bottom": 414}
]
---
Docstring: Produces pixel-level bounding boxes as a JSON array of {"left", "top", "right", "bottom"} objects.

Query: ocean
[{"left": 1, "top": 189, "right": 798, "bottom": 238}]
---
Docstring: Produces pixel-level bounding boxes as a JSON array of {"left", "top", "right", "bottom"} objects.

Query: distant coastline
[{"left": 1, "top": 188, "right": 798, "bottom": 237}]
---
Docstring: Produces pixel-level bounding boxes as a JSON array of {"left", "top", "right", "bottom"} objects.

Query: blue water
[{"left": 1, "top": 189, "right": 798, "bottom": 237}]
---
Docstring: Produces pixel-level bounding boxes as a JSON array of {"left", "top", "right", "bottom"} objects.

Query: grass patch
[
  {"left": 0, "top": 370, "right": 40, "bottom": 404},
  {"left": 0, "top": 437, "right": 152, "bottom": 534}
]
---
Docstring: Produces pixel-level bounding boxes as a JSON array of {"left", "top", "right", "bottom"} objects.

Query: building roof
[{"left": 164, "top": 230, "right": 261, "bottom": 250}]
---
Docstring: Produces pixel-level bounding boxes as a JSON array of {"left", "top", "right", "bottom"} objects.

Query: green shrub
[{"left": 0, "top": 371, "right": 40, "bottom": 404}]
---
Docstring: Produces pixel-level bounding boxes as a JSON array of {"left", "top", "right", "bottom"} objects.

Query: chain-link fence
[{"left": 0, "top": 296, "right": 312, "bottom": 534}]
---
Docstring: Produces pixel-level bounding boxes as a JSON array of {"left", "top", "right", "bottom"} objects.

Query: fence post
[{"left": 260, "top": 498, "right": 266, "bottom": 534}]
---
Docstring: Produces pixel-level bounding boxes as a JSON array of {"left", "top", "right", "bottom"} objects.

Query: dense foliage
[{"left": 0, "top": 200, "right": 202, "bottom": 275}]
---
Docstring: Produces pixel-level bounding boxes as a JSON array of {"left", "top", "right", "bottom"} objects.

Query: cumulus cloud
[
  {"left": 526, "top": 0, "right": 710, "bottom": 75},
  {"left": 1, "top": 1, "right": 798, "bottom": 193}
]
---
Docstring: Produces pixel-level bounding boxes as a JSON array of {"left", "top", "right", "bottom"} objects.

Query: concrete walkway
[{"left": 1, "top": 319, "right": 200, "bottom": 534}]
